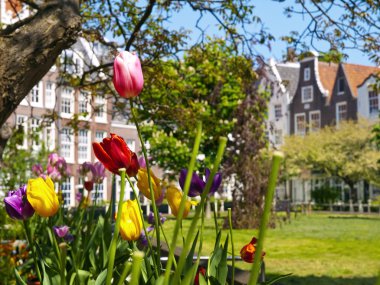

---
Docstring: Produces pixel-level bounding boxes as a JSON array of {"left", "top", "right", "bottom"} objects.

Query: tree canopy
[{"left": 282, "top": 120, "right": 380, "bottom": 199}]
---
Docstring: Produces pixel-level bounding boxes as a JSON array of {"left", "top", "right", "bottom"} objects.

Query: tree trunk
[{"left": 0, "top": 1, "right": 81, "bottom": 154}]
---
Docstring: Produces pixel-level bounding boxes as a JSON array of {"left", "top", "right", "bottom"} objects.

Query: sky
[{"left": 168, "top": 1, "right": 373, "bottom": 66}]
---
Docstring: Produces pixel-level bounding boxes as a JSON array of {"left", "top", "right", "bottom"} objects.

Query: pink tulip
[{"left": 113, "top": 51, "right": 144, "bottom": 98}]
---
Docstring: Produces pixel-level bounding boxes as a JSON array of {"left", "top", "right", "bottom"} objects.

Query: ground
[{"left": 162, "top": 212, "right": 380, "bottom": 285}]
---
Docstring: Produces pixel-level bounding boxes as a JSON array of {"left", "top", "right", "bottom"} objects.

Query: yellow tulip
[
  {"left": 119, "top": 200, "right": 143, "bottom": 241},
  {"left": 137, "top": 168, "right": 162, "bottom": 201},
  {"left": 26, "top": 177, "right": 59, "bottom": 217},
  {"left": 166, "top": 186, "right": 197, "bottom": 218}
]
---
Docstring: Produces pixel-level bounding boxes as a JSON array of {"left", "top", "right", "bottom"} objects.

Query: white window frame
[
  {"left": 274, "top": 104, "right": 282, "bottom": 120},
  {"left": 16, "top": 115, "right": 28, "bottom": 149},
  {"left": 369, "top": 91, "right": 379, "bottom": 114},
  {"left": 126, "top": 139, "right": 136, "bottom": 152},
  {"left": 301, "top": 86, "right": 313, "bottom": 103},
  {"left": 60, "top": 128, "right": 74, "bottom": 163},
  {"left": 94, "top": 96, "right": 107, "bottom": 123},
  {"left": 95, "top": 131, "right": 107, "bottom": 143},
  {"left": 294, "top": 113, "right": 306, "bottom": 135},
  {"left": 45, "top": 81, "right": 56, "bottom": 109},
  {"left": 60, "top": 87, "right": 74, "bottom": 118},
  {"left": 31, "top": 117, "right": 41, "bottom": 150},
  {"left": 304, "top": 67, "right": 310, "bottom": 81},
  {"left": 78, "top": 91, "right": 91, "bottom": 120},
  {"left": 30, "top": 81, "right": 43, "bottom": 107},
  {"left": 274, "top": 129, "right": 282, "bottom": 145},
  {"left": 336, "top": 102, "right": 347, "bottom": 124},
  {"left": 61, "top": 177, "right": 75, "bottom": 208},
  {"left": 92, "top": 178, "right": 107, "bottom": 204},
  {"left": 309, "top": 110, "right": 321, "bottom": 132},
  {"left": 78, "top": 129, "right": 91, "bottom": 163},
  {"left": 44, "top": 123, "right": 55, "bottom": 151}
]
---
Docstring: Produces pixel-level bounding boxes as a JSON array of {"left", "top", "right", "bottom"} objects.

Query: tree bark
[{"left": 0, "top": 1, "right": 81, "bottom": 129}]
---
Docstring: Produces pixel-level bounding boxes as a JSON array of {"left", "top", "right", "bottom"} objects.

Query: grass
[{"left": 161, "top": 212, "right": 380, "bottom": 285}]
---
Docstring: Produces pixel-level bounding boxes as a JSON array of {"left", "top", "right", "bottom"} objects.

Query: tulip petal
[
  {"left": 27, "top": 177, "right": 59, "bottom": 217},
  {"left": 92, "top": 142, "right": 119, "bottom": 173}
]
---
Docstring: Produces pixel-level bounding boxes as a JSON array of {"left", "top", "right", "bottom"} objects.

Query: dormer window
[
  {"left": 338, "top": 77, "right": 345, "bottom": 94},
  {"left": 302, "top": 86, "right": 313, "bottom": 103},
  {"left": 304, "top": 67, "right": 310, "bottom": 81}
]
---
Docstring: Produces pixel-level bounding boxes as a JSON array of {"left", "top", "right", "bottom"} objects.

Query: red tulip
[
  {"left": 92, "top": 133, "right": 140, "bottom": 176},
  {"left": 240, "top": 237, "right": 265, "bottom": 263},
  {"left": 113, "top": 51, "right": 144, "bottom": 98}
]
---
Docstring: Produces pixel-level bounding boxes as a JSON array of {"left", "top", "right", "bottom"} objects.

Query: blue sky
[{"left": 168, "top": 1, "right": 372, "bottom": 66}]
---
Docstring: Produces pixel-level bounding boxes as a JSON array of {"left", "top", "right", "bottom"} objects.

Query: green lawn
[{"left": 161, "top": 212, "right": 380, "bottom": 285}]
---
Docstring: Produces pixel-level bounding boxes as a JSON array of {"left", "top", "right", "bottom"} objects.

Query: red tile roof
[
  {"left": 342, "top": 63, "right": 380, "bottom": 97},
  {"left": 318, "top": 62, "right": 339, "bottom": 101}
]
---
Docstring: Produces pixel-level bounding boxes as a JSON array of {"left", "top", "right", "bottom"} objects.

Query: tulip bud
[
  {"left": 113, "top": 51, "right": 144, "bottom": 98},
  {"left": 166, "top": 186, "right": 197, "bottom": 218},
  {"left": 240, "top": 237, "right": 265, "bottom": 263},
  {"left": 4, "top": 185, "right": 34, "bottom": 220},
  {"left": 27, "top": 177, "right": 59, "bottom": 217},
  {"left": 119, "top": 200, "right": 143, "bottom": 241}
]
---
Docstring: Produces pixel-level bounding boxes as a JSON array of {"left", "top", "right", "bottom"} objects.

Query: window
[
  {"left": 91, "top": 179, "right": 106, "bottom": 204},
  {"left": 274, "top": 129, "right": 282, "bottom": 145},
  {"left": 44, "top": 124, "right": 55, "bottom": 151},
  {"left": 95, "top": 131, "right": 106, "bottom": 143},
  {"left": 16, "top": 115, "right": 28, "bottom": 149},
  {"left": 295, "top": 113, "right": 306, "bottom": 135},
  {"left": 309, "top": 111, "right": 321, "bottom": 132},
  {"left": 338, "top": 77, "right": 345, "bottom": 94},
  {"left": 45, "top": 81, "right": 55, "bottom": 108},
  {"left": 369, "top": 91, "right": 379, "bottom": 114},
  {"left": 61, "top": 128, "right": 73, "bottom": 162},
  {"left": 31, "top": 118, "right": 41, "bottom": 149},
  {"left": 61, "top": 87, "right": 73, "bottom": 116},
  {"left": 78, "top": 129, "right": 90, "bottom": 162},
  {"left": 78, "top": 92, "right": 90, "bottom": 119},
  {"left": 304, "top": 67, "right": 310, "bottom": 81},
  {"left": 274, "top": 104, "right": 282, "bottom": 120},
  {"left": 61, "top": 177, "right": 73, "bottom": 207},
  {"left": 30, "top": 82, "right": 42, "bottom": 107},
  {"left": 336, "top": 102, "right": 347, "bottom": 123},
  {"left": 95, "top": 96, "right": 107, "bottom": 122},
  {"left": 302, "top": 86, "right": 313, "bottom": 103},
  {"left": 126, "top": 139, "right": 136, "bottom": 152}
]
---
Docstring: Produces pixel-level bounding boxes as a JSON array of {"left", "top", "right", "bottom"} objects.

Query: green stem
[
  {"left": 126, "top": 175, "right": 159, "bottom": 278},
  {"left": 171, "top": 136, "right": 227, "bottom": 285},
  {"left": 248, "top": 151, "right": 284, "bottom": 285},
  {"left": 228, "top": 208, "right": 235, "bottom": 284},
  {"left": 59, "top": 242, "right": 67, "bottom": 285},
  {"left": 164, "top": 122, "right": 203, "bottom": 284},
  {"left": 23, "top": 220, "right": 42, "bottom": 281},
  {"left": 105, "top": 168, "right": 127, "bottom": 285},
  {"left": 116, "top": 261, "right": 132, "bottom": 285},
  {"left": 130, "top": 251, "right": 144, "bottom": 285},
  {"left": 130, "top": 99, "right": 161, "bottom": 269}
]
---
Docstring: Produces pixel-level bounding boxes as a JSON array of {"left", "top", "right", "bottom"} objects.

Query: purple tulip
[
  {"left": 138, "top": 156, "right": 146, "bottom": 168},
  {"left": 53, "top": 225, "right": 70, "bottom": 238},
  {"left": 4, "top": 185, "right": 34, "bottom": 220},
  {"left": 64, "top": 233, "right": 74, "bottom": 243},
  {"left": 47, "top": 154, "right": 70, "bottom": 182},
  {"left": 78, "top": 162, "right": 95, "bottom": 176},
  {"left": 92, "top": 162, "right": 106, "bottom": 184},
  {"left": 179, "top": 168, "right": 222, "bottom": 197},
  {"left": 147, "top": 212, "right": 166, "bottom": 230},
  {"left": 48, "top": 153, "right": 60, "bottom": 166},
  {"left": 139, "top": 231, "right": 148, "bottom": 247},
  {"left": 32, "top": 164, "right": 44, "bottom": 176},
  {"left": 75, "top": 192, "right": 82, "bottom": 202}
]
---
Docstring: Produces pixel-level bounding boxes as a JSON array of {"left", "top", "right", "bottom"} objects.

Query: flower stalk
[
  {"left": 59, "top": 242, "right": 67, "bottom": 285},
  {"left": 23, "top": 220, "right": 42, "bottom": 281},
  {"left": 248, "top": 151, "right": 284, "bottom": 285},
  {"left": 130, "top": 251, "right": 144, "bottom": 285},
  {"left": 170, "top": 136, "right": 227, "bottom": 285},
  {"left": 164, "top": 122, "right": 203, "bottom": 283},
  {"left": 130, "top": 98, "right": 162, "bottom": 269},
  {"left": 106, "top": 168, "right": 127, "bottom": 285},
  {"left": 228, "top": 208, "right": 235, "bottom": 283}
]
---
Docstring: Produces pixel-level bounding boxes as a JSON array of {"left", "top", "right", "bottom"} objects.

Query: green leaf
[
  {"left": 184, "top": 230, "right": 199, "bottom": 274},
  {"left": 181, "top": 262, "right": 198, "bottom": 285},
  {"left": 14, "top": 268, "right": 27, "bottom": 285},
  {"left": 95, "top": 268, "right": 107, "bottom": 285}
]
